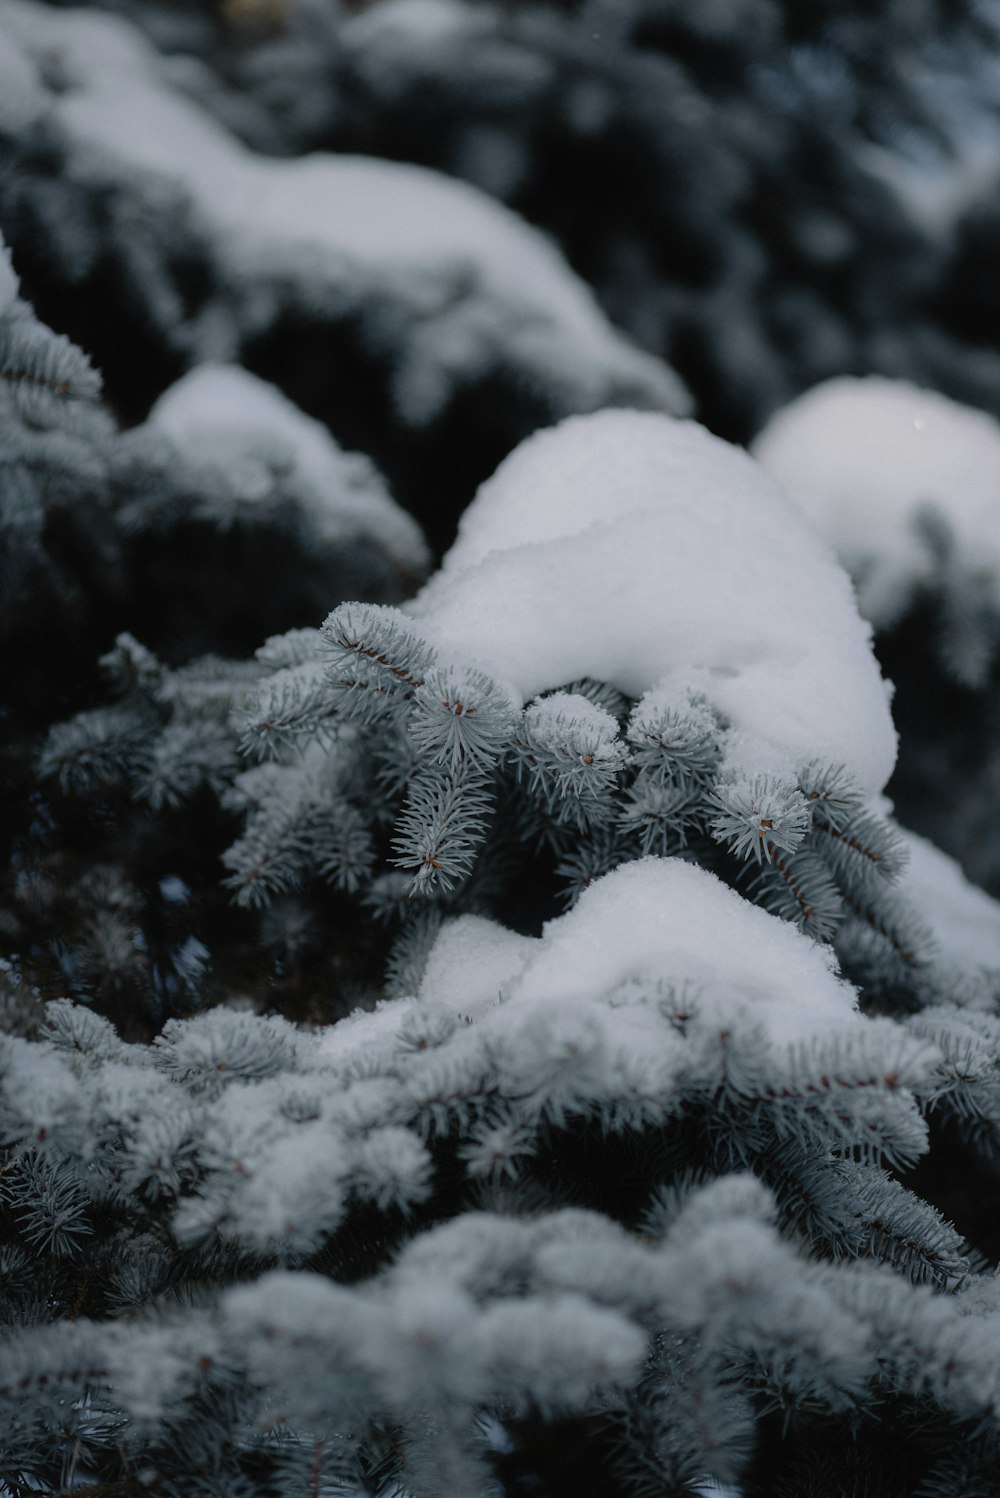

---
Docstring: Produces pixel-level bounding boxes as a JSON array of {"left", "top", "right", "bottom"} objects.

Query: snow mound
[
  {"left": 428, "top": 857, "right": 859, "bottom": 1045},
  {"left": 417, "top": 914, "right": 536, "bottom": 1019},
  {"left": 1, "top": 0, "right": 688, "bottom": 423},
  {"left": 146, "top": 365, "right": 428, "bottom": 569},
  {"left": 414, "top": 409, "right": 896, "bottom": 792},
  {"left": 752, "top": 377, "right": 1000, "bottom": 626}
]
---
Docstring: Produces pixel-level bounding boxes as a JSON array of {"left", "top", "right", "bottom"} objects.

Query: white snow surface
[
  {"left": 148, "top": 365, "right": 428, "bottom": 567},
  {"left": 897, "top": 828, "right": 1000, "bottom": 976},
  {"left": 414, "top": 409, "right": 897, "bottom": 792},
  {"left": 501, "top": 857, "right": 858, "bottom": 1045},
  {"left": 417, "top": 914, "right": 536, "bottom": 1019},
  {"left": 319, "top": 857, "right": 866, "bottom": 1069},
  {"left": 753, "top": 377, "right": 1000, "bottom": 624},
  {"left": 386, "top": 856, "right": 864, "bottom": 1052},
  {"left": 315, "top": 995, "right": 424, "bottom": 1066},
  {"left": 524, "top": 692, "right": 620, "bottom": 750},
  {"left": 0, "top": 0, "right": 687, "bottom": 420}
]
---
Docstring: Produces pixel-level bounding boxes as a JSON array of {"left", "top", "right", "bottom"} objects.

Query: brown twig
[{"left": 1, "top": 365, "right": 72, "bottom": 397}]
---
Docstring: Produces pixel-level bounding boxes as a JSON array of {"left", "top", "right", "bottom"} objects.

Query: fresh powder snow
[
  {"left": 417, "top": 914, "right": 536, "bottom": 1019},
  {"left": 413, "top": 408, "right": 897, "bottom": 793},
  {"left": 753, "top": 377, "right": 1000, "bottom": 625},
  {"left": 501, "top": 856, "right": 859, "bottom": 1045},
  {"left": 0, "top": 0, "right": 688, "bottom": 422},
  {"left": 321, "top": 857, "right": 875, "bottom": 1077}
]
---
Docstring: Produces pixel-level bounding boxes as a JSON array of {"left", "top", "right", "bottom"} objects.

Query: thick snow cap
[
  {"left": 505, "top": 857, "right": 857, "bottom": 1044},
  {"left": 414, "top": 409, "right": 897, "bottom": 793},
  {"left": 753, "top": 377, "right": 1000, "bottom": 625},
  {"left": 408, "top": 857, "right": 861, "bottom": 1043}
]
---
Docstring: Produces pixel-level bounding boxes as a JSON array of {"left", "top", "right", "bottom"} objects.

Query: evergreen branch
[
  {"left": 710, "top": 774, "right": 811, "bottom": 865},
  {"left": 838, "top": 890, "right": 929, "bottom": 970},
  {"left": 625, "top": 689, "right": 723, "bottom": 791},
  {"left": 0, "top": 362, "right": 72, "bottom": 396},
  {"left": 391, "top": 760, "right": 494, "bottom": 894},
  {"left": 309, "top": 802, "right": 376, "bottom": 892},
  {"left": 321, "top": 603, "right": 435, "bottom": 720},
  {"left": 750, "top": 848, "right": 844, "bottom": 939},
  {"left": 239, "top": 662, "right": 336, "bottom": 760},
  {"left": 222, "top": 831, "right": 305, "bottom": 907},
  {"left": 812, "top": 811, "right": 907, "bottom": 884},
  {"left": 0, "top": 311, "right": 102, "bottom": 404},
  {"left": 512, "top": 692, "right": 628, "bottom": 830},
  {"left": 39, "top": 706, "right": 157, "bottom": 796},
  {"left": 618, "top": 776, "right": 702, "bottom": 857},
  {"left": 406, "top": 664, "right": 514, "bottom": 771},
  {"left": 796, "top": 762, "right": 866, "bottom": 833}
]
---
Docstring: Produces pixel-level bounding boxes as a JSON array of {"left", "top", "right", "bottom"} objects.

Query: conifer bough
[{"left": 3, "top": 5, "right": 1000, "bottom": 1497}]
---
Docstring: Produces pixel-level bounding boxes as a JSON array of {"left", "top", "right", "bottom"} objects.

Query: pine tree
[
  {"left": 4, "top": 5, "right": 1000, "bottom": 1498},
  {"left": 47, "top": 0, "right": 1000, "bottom": 443}
]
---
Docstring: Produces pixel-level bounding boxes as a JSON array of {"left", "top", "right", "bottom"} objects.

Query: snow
[
  {"left": 315, "top": 997, "right": 424, "bottom": 1065},
  {"left": 321, "top": 857, "right": 870, "bottom": 1063},
  {"left": 523, "top": 692, "right": 620, "bottom": 751},
  {"left": 0, "top": 237, "right": 18, "bottom": 314},
  {"left": 414, "top": 409, "right": 897, "bottom": 793},
  {"left": 147, "top": 365, "right": 428, "bottom": 567},
  {"left": 752, "top": 377, "right": 1000, "bottom": 625},
  {"left": 417, "top": 914, "right": 536, "bottom": 1018},
  {"left": 1, "top": 0, "right": 688, "bottom": 421},
  {"left": 502, "top": 856, "right": 859, "bottom": 1045},
  {"left": 896, "top": 828, "right": 1000, "bottom": 976}
]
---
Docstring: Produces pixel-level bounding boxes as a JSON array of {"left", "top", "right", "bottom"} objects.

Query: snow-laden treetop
[
  {"left": 413, "top": 409, "right": 897, "bottom": 793},
  {"left": 0, "top": 0, "right": 688, "bottom": 423},
  {"left": 753, "top": 377, "right": 1000, "bottom": 627}
]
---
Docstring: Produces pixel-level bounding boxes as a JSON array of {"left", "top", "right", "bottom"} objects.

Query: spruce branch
[
  {"left": 39, "top": 706, "right": 158, "bottom": 796},
  {"left": 750, "top": 848, "right": 845, "bottom": 939},
  {"left": 710, "top": 775, "right": 811, "bottom": 865},
  {"left": 812, "top": 810, "right": 908, "bottom": 887},
  {"left": 0, "top": 312, "right": 102, "bottom": 406},
  {"left": 238, "top": 662, "right": 336, "bottom": 761},
  {"left": 391, "top": 760, "right": 494, "bottom": 895},
  {"left": 406, "top": 665, "right": 515, "bottom": 771},
  {"left": 625, "top": 690, "right": 723, "bottom": 792},
  {"left": 321, "top": 603, "right": 435, "bottom": 720},
  {"left": 512, "top": 693, "right": 629, "bottom": 831},
  {"left": 796, "top": 762, "right": 866, "bottom": 833}
]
